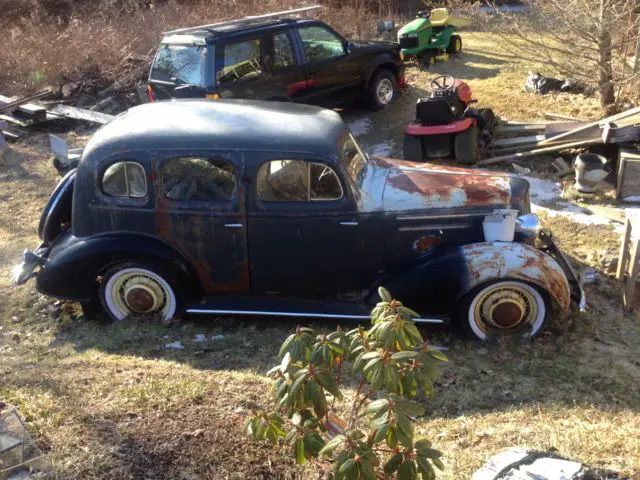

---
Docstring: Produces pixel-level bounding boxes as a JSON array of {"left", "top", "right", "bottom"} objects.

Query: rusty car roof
[{"left": 81, "top": 99, "right": 347, "bottom": 163}]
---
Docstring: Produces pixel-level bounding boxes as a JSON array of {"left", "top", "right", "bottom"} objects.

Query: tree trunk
[{"left": 598, "top": 0, "right": 616, "bottom": 112}]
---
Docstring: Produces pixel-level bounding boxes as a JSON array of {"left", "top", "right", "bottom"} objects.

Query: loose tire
[
  {"left": 453, "top": 125, "right": 479, "bottom": 164},
  {"left": 365, "top": 70, "right": 396, "bottom": 111},
  {"left": 458, "top": 280, "right": 551, "bottom": 341},
  {"left": 403, "top": 135, "right": 423, "bottom": 162},
  {"left": 99, "top": 263, "right": 179, "bottom": 322},
  {"left": 447, "top": 34, "right": 462, "bottom": 54}
]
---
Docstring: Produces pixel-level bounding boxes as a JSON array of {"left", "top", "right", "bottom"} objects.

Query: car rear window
[{"left": 151, "top": 44, "right": 205, "bottom": 85}]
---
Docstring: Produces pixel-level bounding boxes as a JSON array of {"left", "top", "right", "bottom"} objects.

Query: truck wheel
[
  {"left": 99, "top": 263, "right": 180, "bottom": 322},
  {"left": 447, "top": 34, "right": 462, "bottom": 54},
  {"left": 453, "top": 125, "right": 479, "bottom": 164},
  {"left": 403, "top": 134, "right": 423, "bottom": 162},
  {"left": 365, "top": 70, "right": 396, "bottom": 111},
  {"left": 459, "top": 280, "right": 551, "bottom": 341}
]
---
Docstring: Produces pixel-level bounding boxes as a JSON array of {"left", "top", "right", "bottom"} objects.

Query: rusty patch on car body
[{"left": 461, "top": 242, "right": 571, "bottom": 311}]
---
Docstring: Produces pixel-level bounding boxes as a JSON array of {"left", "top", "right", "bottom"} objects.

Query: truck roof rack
[{"left": 162, "top": 5, "right": 323, "bottom": 36}]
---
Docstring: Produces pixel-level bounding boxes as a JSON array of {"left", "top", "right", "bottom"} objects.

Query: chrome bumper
[
  {"left": 538, "top": 230, "right": 586, "bottom": 312},
  {"left": 13, "top": 247, "right": 47, "bottom": 285}
]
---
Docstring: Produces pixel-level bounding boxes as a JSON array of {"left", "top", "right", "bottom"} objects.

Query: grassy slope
[{"left": 1, "top": 31, "right": 640, "bottom": 479}]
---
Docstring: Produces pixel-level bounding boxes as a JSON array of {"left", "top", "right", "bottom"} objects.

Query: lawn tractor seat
[{"left": 429, "top": 8, "right": 450, "bottom": 27}]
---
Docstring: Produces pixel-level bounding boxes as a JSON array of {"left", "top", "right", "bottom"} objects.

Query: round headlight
[{"left": 515, "top": 214, "right": 540, "bottom": 236}]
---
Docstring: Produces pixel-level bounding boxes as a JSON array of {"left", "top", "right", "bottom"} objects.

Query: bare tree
[{"left": 497, "top": 0, "right": 639, "bottom": 112}]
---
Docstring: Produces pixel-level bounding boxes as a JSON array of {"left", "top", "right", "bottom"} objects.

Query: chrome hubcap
[
  {"left": 106, "top": 269, "right": 174, "bottom": 320},
  {"left": 376, "top": 78, "right": 394, "bottom": 105}
]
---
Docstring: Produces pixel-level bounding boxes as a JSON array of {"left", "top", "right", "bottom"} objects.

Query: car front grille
[{"left": 400, "top": 37, "right": 419, "bottom": 49}]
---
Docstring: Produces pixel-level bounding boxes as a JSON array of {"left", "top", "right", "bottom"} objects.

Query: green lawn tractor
[{"left": 397, "top": 7, "right": 470, "bottom": 66}]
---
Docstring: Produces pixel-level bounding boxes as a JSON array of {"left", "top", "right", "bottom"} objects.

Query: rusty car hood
[{"left": 358, "top": 157, "right": 524, "bottom": 213}]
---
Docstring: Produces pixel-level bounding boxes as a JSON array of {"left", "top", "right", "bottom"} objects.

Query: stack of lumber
[
  {"left": 0, "top": 91, "right": 115, "bottom": 140},
  {"left": 479, "top": 106, "right": 640, "bottom": 166}
]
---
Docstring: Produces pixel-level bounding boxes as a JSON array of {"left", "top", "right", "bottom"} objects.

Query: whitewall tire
[
  {"left": 461, "top": 280, "right": 550, "bottom": 341},
  {"left": 100, "top": 265, "right": 177, "bottom": 322}
]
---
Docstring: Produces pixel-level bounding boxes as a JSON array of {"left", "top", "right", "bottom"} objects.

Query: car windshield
[
  {"left": 340, "top": 133, "right": 368, "bottom": 183},
  {"left": 151, "top": 44, "right": 205, "bottom": 85}
]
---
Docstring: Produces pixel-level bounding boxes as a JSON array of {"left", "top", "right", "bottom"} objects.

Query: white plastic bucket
[{"left": 483, "top": 209, "right": 518, "bottom": 242}]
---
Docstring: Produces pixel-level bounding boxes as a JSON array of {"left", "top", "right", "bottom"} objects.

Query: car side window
[
  {"left": 102, "top": 161, "right": 147, "bottom": 198},
  {"left": 257, "top": 160, "right": 343, "bottom": 202},
  {"left": 161, "top": 157, "right": 236, "bottom": 201},
  {"left": 298, "top": 26, "right": 345, "bottom": 62},
  {"left": 270, "top": 32, "right": 296, "bottom": 70},
  {"left": 217, "top": 39, "right": 262, "bottom": 85}
]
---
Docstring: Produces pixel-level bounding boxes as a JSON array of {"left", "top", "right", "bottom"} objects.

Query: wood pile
[
  {"left": 0, "top": 92, "right": 115, "bottom": 141},
  {"left": 480, "top": 106, "right": 640, "bottom": 166}
]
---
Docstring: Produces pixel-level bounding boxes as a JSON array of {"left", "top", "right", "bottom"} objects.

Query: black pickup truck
[{"left": 148, "top": 15, "right": 405, "bottom": 110}]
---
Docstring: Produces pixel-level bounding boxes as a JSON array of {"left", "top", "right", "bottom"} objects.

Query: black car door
[
  {"left": 153, "top": 151, "right": 250, "bottom": 295},
  {"left": 293, "top": 24, "right": 363, "bottom": 106},
  {"left": 246, "top": 153, "right": 370, "bottom": 296},
  {"left": 214, "top": 35, "right": 268, "bottom": 99}
]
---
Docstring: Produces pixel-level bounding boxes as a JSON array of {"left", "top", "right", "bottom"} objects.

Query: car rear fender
[
  {"left": 374, "top": 242, "right": 570, "bottom": 313},
  {"left": 36, "top": 232, "right": 201, "bottom": 301}
]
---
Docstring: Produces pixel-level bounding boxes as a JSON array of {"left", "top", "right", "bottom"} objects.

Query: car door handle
[
  {"left": 338, "top": 221, "right": 359, "bottom": 227},
  {"left": 224, "top": 223, "right": 243, "bottom": 229}
]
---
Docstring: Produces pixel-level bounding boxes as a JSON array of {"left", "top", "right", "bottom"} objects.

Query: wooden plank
[
  {"left": 537, "top": 105, "right": 640, "bottom": 146},
  {"left": 0, "top": 90, "right": 51, "bottom": 118},
  {"left": 623, "top": 236, "right": 640, "bottom": 310},
  {"left": 617, "top": 149, "right": 640, "bottom": 200},
  {"left": 617, "top": 217, "right": 632, "bottom": 280},
  {"left": 543, "top": 112, "right": 587, "bottom": 121},
  {"left": 479, "top": 139, "right": 602, "bottom": 165},
  {"left": 491, "top": 134, "right": 546, "bottom": 148},
  {"left": 47, "top": 104, "right": 115, "bottom": 125},
  {"left": 494, "top": 124, "right": 547, "bottom": 135}
]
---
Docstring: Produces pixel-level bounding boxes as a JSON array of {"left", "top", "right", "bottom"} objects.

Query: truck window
[
  {"left": 270, "top": 32, "right": 296, "bottom": 69},
  {"left": 298, "top": 26, "right": 345, "bottom": 62},
  {"left": 217, "top": 39, "right": 263, "bottom": 85},
  {"left": 257, "top": 160, "right": 343, "bottom": 202},
  {"left": 151, "top": 44, "right": 205, "bottom": 85}
]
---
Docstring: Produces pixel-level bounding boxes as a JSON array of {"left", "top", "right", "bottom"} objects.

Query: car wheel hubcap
[
  {"left": 104, "top": 268, "right": 176, "bottom": 321},
  {"left": 469, "top": 281, "right": 545, "bottom": 340},
  {"left": 377, "top": 79, "right": 394, "bottom": 105}
]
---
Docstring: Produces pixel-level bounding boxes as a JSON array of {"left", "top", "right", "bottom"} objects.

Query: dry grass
[{"left": 1, "top": 24, "right": 640, "bottom": 480}]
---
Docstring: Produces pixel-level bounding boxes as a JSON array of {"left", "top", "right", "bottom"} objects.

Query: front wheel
[
  {"left": 447, "top": 34, "right": 462, "bottom": 54},
  {"left": 365, "top": 70, "right": 396, "bottom": 111},
  {"left": 453, "top": 125, "right": 479, "bottom": 164},
  {"left": 100, "top": 263, "right": 179, "bottom": 322},
  {"left": 458, "top": 280, "right": 551, "bottom": 341}
]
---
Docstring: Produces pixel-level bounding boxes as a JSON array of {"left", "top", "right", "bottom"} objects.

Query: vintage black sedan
[{"left": 14, "top": 100, "right": 584, "bottom": 340}]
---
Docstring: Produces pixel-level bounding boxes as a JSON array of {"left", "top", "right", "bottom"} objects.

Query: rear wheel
[
  {"left": 365, "top": 70, "right": 396, "bottom": 111},
  {"left": 403, "top": 135, "right": 423, "bottom": 162},
  {"left": 447, "top": 34, "right": 462, "bottom": 54},
  {"left": 100, "top": 263, "right": 179, "bottom": 322},
  {"left": 459, "top": 280, "right": 551, "bottom": 341},
  {"left": 453, "top": 125, "right": 479, "bottom": 164}
]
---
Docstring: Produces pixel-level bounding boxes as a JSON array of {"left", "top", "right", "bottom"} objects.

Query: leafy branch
[{"left": 245, "top": 287, "right": 448, "bottom": 479}]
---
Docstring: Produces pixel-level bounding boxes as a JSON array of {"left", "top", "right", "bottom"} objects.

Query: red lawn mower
[{"left": 403, "top": 75, "right": 495, "bottom": 164}]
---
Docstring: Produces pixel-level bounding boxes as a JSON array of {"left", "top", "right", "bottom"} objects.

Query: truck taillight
[{"left": 147, "top": 85, "right": 156, "bottom": 103}]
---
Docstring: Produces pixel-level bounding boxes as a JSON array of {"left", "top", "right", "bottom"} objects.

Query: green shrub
[{"left": 246, "top": 287, "right": 448, "bottom": 479}]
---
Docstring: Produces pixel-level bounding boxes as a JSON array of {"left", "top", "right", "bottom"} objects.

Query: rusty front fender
[{"left": 459, "top": 242, "right": 571, "bottom": 312}]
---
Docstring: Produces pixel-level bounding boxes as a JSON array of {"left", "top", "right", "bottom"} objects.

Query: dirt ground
[{"left": 1, "top": 31, "right": 640, "bottom": 479}]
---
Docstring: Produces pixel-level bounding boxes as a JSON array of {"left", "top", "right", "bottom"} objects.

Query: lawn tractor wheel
[
  {"left": 421, "top": 52, "right": 436, "bottom": 68},
  {"left": 477, "top": 108, "right": 496, "bottom": 132},
  {"left": 403, "top": 135, "right": 423, "bottom": 162},
  {"left": 454, "top": 125, "right": 479, "bottom": 164},
  {"left": 447, "top": 34, "right": 462, "bottom": 54}
]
